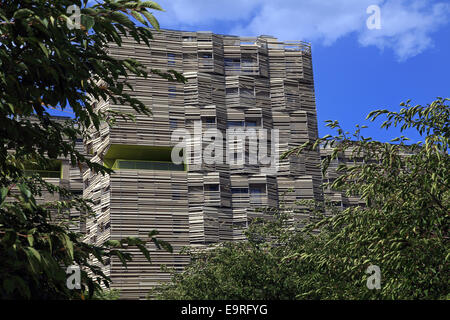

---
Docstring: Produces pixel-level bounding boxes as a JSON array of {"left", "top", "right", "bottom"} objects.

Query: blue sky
[{"left": 151, "top": 0, "right": 450, "bottom": 143}]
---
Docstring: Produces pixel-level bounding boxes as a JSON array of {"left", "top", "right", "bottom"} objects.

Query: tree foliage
[
  {"left": 154, "top": 98, "right": 449, "bottom": 300},
  {"left": 0, "top": 0, "right": 178, "bottom": 299}
]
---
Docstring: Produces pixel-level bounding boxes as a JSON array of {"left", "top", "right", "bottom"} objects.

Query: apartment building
[{"left": 83, "top": 29, "right": 323, "bottom": 299}]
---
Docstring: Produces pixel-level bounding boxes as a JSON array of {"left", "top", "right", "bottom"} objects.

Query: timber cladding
[{"left": 83, "top": 29, "right": 323, "bottom": 299}]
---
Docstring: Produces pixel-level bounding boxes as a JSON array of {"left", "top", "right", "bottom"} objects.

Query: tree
[
  {"left": 154, "top": 98, "right": 449, "bottom": 300},
  {"left": 0, "top": 0, "right": 180, "bottom": 299}
]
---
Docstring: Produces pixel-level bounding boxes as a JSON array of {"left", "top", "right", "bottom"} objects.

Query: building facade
[{"left": 83, "top": 29, "right": 323, "bottom": 299}]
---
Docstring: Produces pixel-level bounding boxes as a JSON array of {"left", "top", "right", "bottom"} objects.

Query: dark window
[
  {"left": 250, "top": 184, "right": 265, "bottom": 195},
  {"left": 188, "top": 186, "right": 203, "bottom": 193},
  {"left": 241, "top": 53, "right": 255, "bottom": 66},
  {"left": 245, "top": 119, "right": 260, "bottom": 127},
  {"left": 240, "top": 88, "right": 254, "bottom": 97},
  {"left": 202, "top": 117, "right": 216, "bottom": 128},
  {"left": 115, "top": 160, "right": 185, "bottom": 171},
  {"left": 231, "top": 187, "right": 248, "bottom": 194},
  {"left": 227, "top": 120, "right": 244, "bottom": 128},
  {"left": 167, "top": 53, "right": 176, "bottom": 65},
  {"left": 204, "top": 117, "right": 216, "bottom": 124},
  {"left": 168, "top": 86, "right": 176, "bottom": 97},
  {"left": 224, "top": 58, "right": 240, "bottom": 69},
  {"left": 205, "top": 184, "right": 219, "bottom": 192},
  {"left": 226, "top": 87, "right": 239, "bottom": 95}
]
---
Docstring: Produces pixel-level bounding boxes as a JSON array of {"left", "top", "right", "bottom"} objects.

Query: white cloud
[
  {"left": 156, "top": 0, "right": 450, "bottom": 61},
  {"left": 155, "top": 0, "right": 261, "bottom": 29},
  {"left": 358, "top": 0, "right": 450, "bottom": 61}
]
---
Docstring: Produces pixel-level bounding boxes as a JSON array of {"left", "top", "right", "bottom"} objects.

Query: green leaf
[
  {"left": 141, "top": 11, "right": 159, "bottom": 30},
  {"left": 0, "top": 187, "right": 8, "bottom": 207},
  {"left": 18, "top": 184, "right": 32, "bottom": 200},
  {"left": 148, "top": 230, "right": 159, "bottom": 238},
  {"left": 130, "top": 11, "right": 146, "bottom": 25},
  {"left": 13, "top": 8, "right": 34, "bottom": 19},
  {"left": 110, "top": 12, "right": 134, "bottom": 28},
  {"left": 137, "top": 244, "right": 151, "bottom": 263},
  {"left": 38, "top": 42, "right": 49, "bottom": 58},
  {"left": 140, "top": 1, "right": 165, "bottom": 11},
  {"left": 59, "top": 234, "right": 74, "bottom": 260},
  {"left": 81, "top": 14, "right": 95, "bottom": 30}
]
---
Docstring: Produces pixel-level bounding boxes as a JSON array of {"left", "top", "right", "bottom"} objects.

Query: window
[
  {"left": 231, "top": 187, "right": 248, "bottom": 194},
  {"left": 227, "top": 120, "right": 244, "bottom": 128},
  {"left": 168, "top": 86, "right": 176, "bottom": 98},
  {"left": 241, "top": 53, "right": 255, "bottom": 66},
  {"left": 250, "top": 184, "right": 266, "bottom": 204},
  {"left": 114, "top": 160, "right": 185, "bottom": 171},
  {"left": 226, "top": 87, "right": 239, "bottom": 95},
  {"left": 167, "top": 53, "right": 176, "bottom": 65},
  {"left": 188, "top": 186, "right": 203, "bottom": 193},
  {"left": 182, "top": 36, "right": 196, "bottom": 42},
  {"left": 240, "top": 88, "right": 254, "bottom": 98},
  {"left": 245, "top": 118, "right": 261, "bottom": 127},
  {"left": 205, "top": 184, "right": 219, "bottom": 192},
  {"left": 202, "top": 117, "right": 216, "bottom": 128},
  {"left": 104, "top": 145, "right": 186, "bottom": 172},
  {"left": 256, "top": 89, "right": 270, "bottom": 98},
  {"left": 224, "top": 58, "right": 240, "bottom": 70},
  {"left": 170, "top": 119, "right": 178, "bottom": 129}
]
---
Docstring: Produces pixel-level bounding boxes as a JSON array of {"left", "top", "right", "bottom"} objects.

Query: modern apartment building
[
  {"left": 320, "top": 145, "right": 366, "bottom": 209},
  {"left": 83, "top": 29, "right": 323, "bottom": 299}
]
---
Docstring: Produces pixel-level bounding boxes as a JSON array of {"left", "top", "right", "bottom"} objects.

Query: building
[
  {"left": 19, "top": 116, "right": 85, "bottom": 232},
  {"left": 320, "top": 144, "right": 366, "bottom": 209},
  {"left": 83, "top": 29, "right": 323, "bottom": 299}
]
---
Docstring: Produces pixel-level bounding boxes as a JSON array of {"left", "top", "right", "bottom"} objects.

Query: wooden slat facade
[{"left": 83, "top": 29, "right": 323, "bottom": 299}]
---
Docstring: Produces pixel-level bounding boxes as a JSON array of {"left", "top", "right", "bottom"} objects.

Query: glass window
[
  {"left": 167, "top": 53, "right": 176, "bottom": 65},
  {"left": 245, "top": 119, "right": 260, "bottom": 127},
  {"left": 227, "top": 120, "right": 244, "bottom": 128},
  {"left": 168, "top": 86, "right": 176, "bottom": 97},
  {"left": 231, "top": 187, "right": 248, "bottom": 194},
  {"left": 226, "top": 87, "right": 239, "bottom": 95},
  {"left": 205, "top": 184, "right": 219, "bottom": 192}
]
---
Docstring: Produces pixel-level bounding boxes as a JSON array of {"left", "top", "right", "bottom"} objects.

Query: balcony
[{"left": 112, "top": 159, "right": 185, "bottom": 171}]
